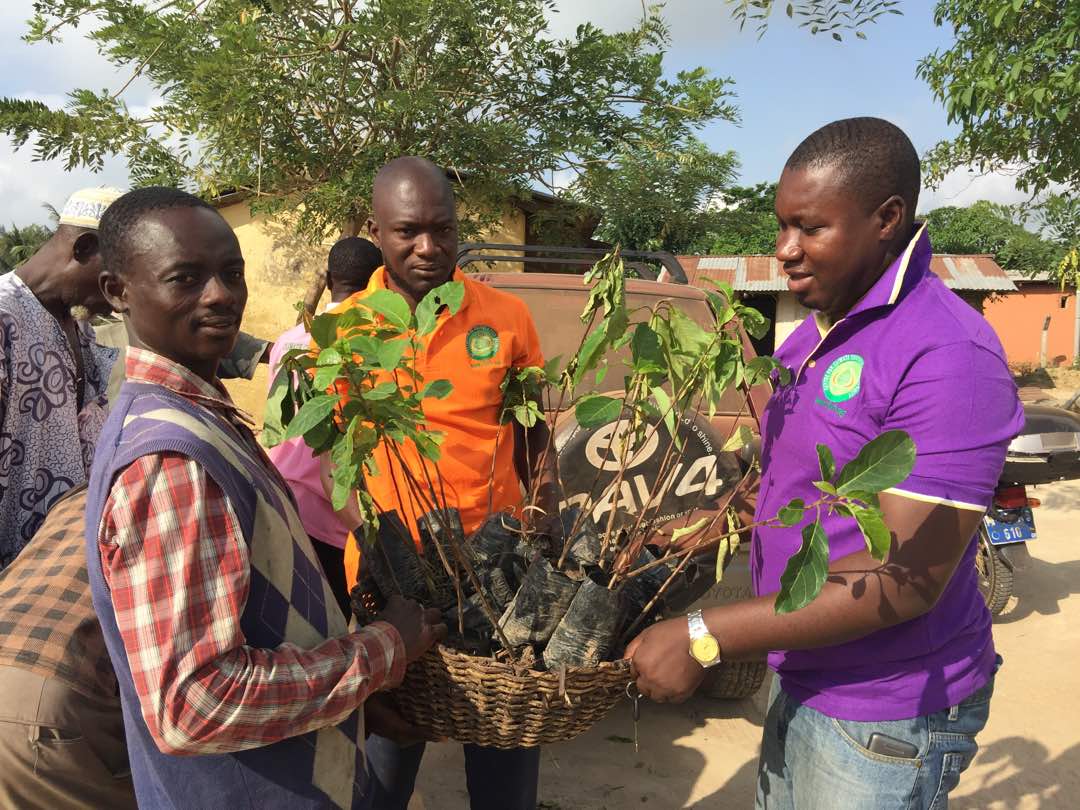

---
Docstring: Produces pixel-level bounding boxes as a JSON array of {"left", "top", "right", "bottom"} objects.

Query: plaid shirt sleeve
[{"left": 98, "top": 452, "right": 406, "bottom": 756}]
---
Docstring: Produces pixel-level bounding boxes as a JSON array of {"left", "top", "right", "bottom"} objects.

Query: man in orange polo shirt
[{"left": 330, "top": 157, "right": 556, "bottom": 810}]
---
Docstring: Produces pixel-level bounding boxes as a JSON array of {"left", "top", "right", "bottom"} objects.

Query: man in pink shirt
[{"left": 266, "top": 237, "right": 382, "bottom": 615}]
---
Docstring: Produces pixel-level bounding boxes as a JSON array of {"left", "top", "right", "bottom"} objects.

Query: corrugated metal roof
[
  {"left": 1006, "top": 269, "right": 1057, "bottom": 283},
  {"left": 679, "top": 253, "right": 1017, "bottom": 293}
]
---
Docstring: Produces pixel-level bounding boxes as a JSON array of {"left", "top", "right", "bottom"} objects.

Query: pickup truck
[{"left": 463, "top": 244, "right": 770, "bottom": 699}]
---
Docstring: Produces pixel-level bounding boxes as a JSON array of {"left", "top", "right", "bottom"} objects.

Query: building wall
[
  {"left": 457, "top": 207, "right": 526, "bottom": 273},
  {"left": 983, "top": 284, "right": 1076, "bottom": 367},
  {"left": 775, "top": 292, "right": 812, "bottom": 350},
  {"left": 215, "top": 200, "right": 527, "bottom": 422}
]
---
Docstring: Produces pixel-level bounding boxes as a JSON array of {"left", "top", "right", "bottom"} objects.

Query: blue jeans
[
  {"left": 364, "top": 734, "right": 540, "bottom": 810},
  {"left": 756, "top": 662, "right": 998, "bottom": 810}
]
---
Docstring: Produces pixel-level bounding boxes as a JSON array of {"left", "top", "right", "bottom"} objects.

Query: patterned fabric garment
[
  {"left": 0, "top": 272, "right": 116, "bottom": 566},
  {"left": 0, "top": 485, "right": 117, "bottom": 700},
  {"left": 86, "top": 347, "right": 403, "bottom": 809}
]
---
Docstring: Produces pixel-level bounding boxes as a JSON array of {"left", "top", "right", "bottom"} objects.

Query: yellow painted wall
[
  {"left": 216, "top": 199, "right": 527, "bottom": 422},
  {"left": 216, "top": 202, "right": 334, "bottom": 421},
  {"left": 460, "top": 206, "right": 526, "bottom": 274}
]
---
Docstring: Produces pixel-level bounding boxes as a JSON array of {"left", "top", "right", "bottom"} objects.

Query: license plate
[{"left": 983, "top": 507, "right": 1036, "bottom": 545}]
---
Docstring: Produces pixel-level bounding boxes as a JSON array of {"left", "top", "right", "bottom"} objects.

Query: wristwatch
[{"left": 687, "top": 610, "right": 722, "bottom": 667}]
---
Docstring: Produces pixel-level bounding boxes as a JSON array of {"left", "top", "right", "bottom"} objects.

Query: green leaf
[
  {"left": 777, "top": 498, "right": 806, "bottom": 527},
  {"left": 414, "top": 430, "right": 445, "bottom": 461},
  {"left": 303, "top": 417, "right": 336, "bottom": 454},
  {"left": 414, "top": 280, "right": 464, "bottom": 336},
  {"left": 715, "top": 535, "right": 730, "bottom": 583},
  {"left": 335, "top": 307, "right": 372, "bottom": 333},
  {"left": 421, "top": 379, "right": 453, "bottom": 400},
  {"left": 651, "top": 385, "right": 677, "bottom": 439},
  {"left": 375, "top": 338, "right": 407, "bottom": 371},
  {"left": 511, "top": 402, "right": 540, "bottom": 427},
  {"left": 705, "top": 291, "right": 737, "bottom": 326},
  {"left": 816, "top": 444, "right": 835, "bottom": 481},
  {"left": 312, "top": 363, "right": 342, "bottom": 391},
  {"left": 347, "top": 334, "right": 382, "bottom": 360},
  {"left": 722, "top": 424, "right": 754, "bottom": 453},
  {"left": 331, "top": 459, "right": 360, "bottom": 511},
  {"left": 706, "top": 278, "right": 735, "bottom": 305},
  {"left": 571, "top": 324, "right": 609, "bottom": 387},
  {"left": 261, "top": 366, "right": 294, "bottom": 448},
  {"left": 575, "top": 394, "right": 622, "bottom": 428},
  {"left": 283, "top": 394, "right": 339, "bottom": 441},
  {"left": 843, "top": 490, "right": 881, "bottom": 508},
  {"left": 363, "top": 289, "right": 411, "bottom": 330},
  {"left": 774, "top": 519, "right": 830, "bottom": 614},
  {"left": 671, "top": 516, "right": 711, "bottom": 544},
  {"left": 630, "top": 323, "right": 665, "bottom": 373},
  {"left": 667, "top": 307, "right": 712, "bottom": 355},
  {"left": 317, "top": 347, "right": 342, "bottom": 366},
  {"left": 310, "top": 312, "right": 340, "bottom": 349},
  {"left": 362, "top": 381, "right": 397, "bottom": 400},
  {"left": 331, "top": 477, "right": 354, "bottom": 512},
  {"left": 738, "top": 306, "right": 770, "bottom": 339},
  {"left": 813, "top": 480, "right": 837, "bottom": 496},
  {"left": 852, "top": 506, "right": 891, "bottom": 560},
  {"left": 835, "top": 430, "right": 916, "bottom": 495},
  {"left": 745, "top": 355, "right": 779, "bottom": 385},
  {"left": 543, "top": 354, "right": 563, "bottom": 384},
  {"left": 433, "top": 280, "right": 465, "bottom": 315},
  {"left": 714, "top": 508, "right": 741, "bottom": 583}
]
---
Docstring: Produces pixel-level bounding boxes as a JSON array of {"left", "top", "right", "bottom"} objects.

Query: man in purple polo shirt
[{"left": 627, "top": 118, "right": 1024, "bottom": 808}]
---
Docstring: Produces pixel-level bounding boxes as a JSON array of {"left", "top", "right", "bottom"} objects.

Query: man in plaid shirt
[{"left": 85, "top": 187, "right": 446, "bottom": 809}]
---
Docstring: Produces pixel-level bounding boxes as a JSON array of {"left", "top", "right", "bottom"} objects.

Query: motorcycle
[{"left": 978, "top": 403, "right": 1080, "bottom": 615}]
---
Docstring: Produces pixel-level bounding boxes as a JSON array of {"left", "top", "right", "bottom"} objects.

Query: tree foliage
[
  {"left": 1, "top": 1, "right": 735, "bottom": 241},
  {"left": 0, "top": 223, "right": 53, "bottom": 274},
  {"left": 923, "top": 200, "right": 1061, "bottom": 278},
  {"left": 918, "top": 0, "right": 1080, "bottom": 195},
  {"left": 264, "top": 279, "right": 465, "bottom": 534},
  {"left": 571, "top": 138, "right": 738, "bottom": 254},
  {"left": 573, "top": 171, "right": 778, "bottom": 257},
  {"left": 701, "top": 182, "right": 778, "bottom": 255},
  {"left": 1035, "top": 193, "right": 1080, "bottom": 251},
  {"left": 1034, "top": 193, "right": 1080, "bottom": 290},
  {"left": 725, "top": 0, "right": 902, "bottom": 41}
]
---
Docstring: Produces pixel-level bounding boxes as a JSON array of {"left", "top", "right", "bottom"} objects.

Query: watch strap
[{"left": 687, "top": 609, "right": 709, "bottom": 639}]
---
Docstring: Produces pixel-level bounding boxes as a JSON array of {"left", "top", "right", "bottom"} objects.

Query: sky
[{"left": 0, "top": 0, "right": 1031, "bottom": 227}]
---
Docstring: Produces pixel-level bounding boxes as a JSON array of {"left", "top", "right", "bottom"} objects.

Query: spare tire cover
[{"left": 556, "top": 407, "right": 743, "bottom": 532}]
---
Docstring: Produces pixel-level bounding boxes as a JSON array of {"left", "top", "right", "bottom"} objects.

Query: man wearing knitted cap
[{"left": 0, "top": 187, "right": 123, "bottom": 565}]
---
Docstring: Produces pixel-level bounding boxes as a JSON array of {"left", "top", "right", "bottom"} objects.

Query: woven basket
[{"left": 391, "top": 644, "right": 631, "bottom": 749}]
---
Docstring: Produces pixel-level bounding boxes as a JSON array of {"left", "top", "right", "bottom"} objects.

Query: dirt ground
[{"left": 408, "top": 479, "right": 1080, "bottom": 809}]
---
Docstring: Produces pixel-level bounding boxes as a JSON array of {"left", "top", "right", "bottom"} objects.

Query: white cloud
[
  {"left": 918, "top": 167, "right": 1039, "bottom": 214},
  {"left": 0, "top": 135, "right": 131, "bottom": 227},
  {"left": 0, "top": 4, "right": 134, "bottom": 97},
  {"left": 547, "top": 0, "right": 739, "bottom": 48},
  {"left": 0, "top": 2, "right": 162, "bottom": 225}
]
